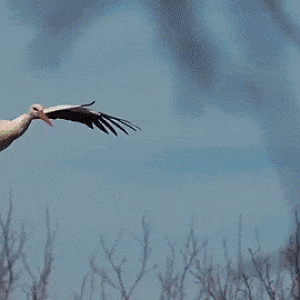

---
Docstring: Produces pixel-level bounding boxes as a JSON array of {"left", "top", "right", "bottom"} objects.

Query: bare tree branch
[
  {"left": 0, "top": 191, "right": 26, "bottom": 300},
  {"left": 75, "top": 214, "right": 152, "bottom": 300},
  {"left": 22, "top": 208, "right": 57, "bottom": 300},
  {"left": 249, "top": 248, "right": 275, "bottom": 300}
]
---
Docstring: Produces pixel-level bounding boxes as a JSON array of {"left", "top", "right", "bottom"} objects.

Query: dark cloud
[
  {"left": 264, "top": 0, "right": 300, "bottom": 50},
  {"left": 142, "top": 0, "right": 219, "bottom": 117},
  {"left": 6, "top": 0, "right": 118, "bottom": 70},
  {"left": 146, "top": 0, "right": 300, "bottom": 205},
  {"left": 7, "top": 0, "right": 218, "bottom": 81}
]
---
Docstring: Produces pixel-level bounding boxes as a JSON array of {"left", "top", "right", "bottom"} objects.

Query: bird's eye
[{"left": 32, "top": 107, "right": 38, "bottom": 111}]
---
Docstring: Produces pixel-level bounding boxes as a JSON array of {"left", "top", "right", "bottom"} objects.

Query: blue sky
[{"left": 1, "top": 0, "right": 298, "bottom": 298}]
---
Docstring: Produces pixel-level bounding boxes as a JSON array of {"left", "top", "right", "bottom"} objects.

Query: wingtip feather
[{"left": 81, "top": 101, "right": 96, "bottom": 108}]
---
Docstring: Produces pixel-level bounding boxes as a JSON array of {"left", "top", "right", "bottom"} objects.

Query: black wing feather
[
  {"left": 101, "top": 113, "right": 141, "bottom": 131},
  {"left": 93, "top": 119, "right": 109, "bottom": 134},
  {"left": 45, "top": 103, "right": 140, "bottom": 136},
  {"left": 98, "top": 117, "right": 118, "bottom": 136},
  {"left": 104, "top": 117, "right": 129, "bottom": 135}
]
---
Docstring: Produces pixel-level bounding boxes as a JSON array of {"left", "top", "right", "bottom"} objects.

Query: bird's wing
[{"left": 43, "top": 102, "right": 140, "bottom": 136}]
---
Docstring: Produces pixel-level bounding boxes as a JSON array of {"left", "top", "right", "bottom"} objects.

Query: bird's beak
[{"left": 40, "top": 112, "right": 54, "bottom": 127}]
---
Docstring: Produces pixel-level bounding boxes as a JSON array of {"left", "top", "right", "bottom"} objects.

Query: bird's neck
[{"left": 11, "top": 113, "right": 34, "bottom": 136}]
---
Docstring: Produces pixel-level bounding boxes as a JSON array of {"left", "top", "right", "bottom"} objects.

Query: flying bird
[{"left": 0, "top": 101, "right": 140, "bottom": 152}]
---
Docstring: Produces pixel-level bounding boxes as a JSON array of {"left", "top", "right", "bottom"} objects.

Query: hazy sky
[{"left": 1, "top": 0, "right": 299, "bottom": 298}]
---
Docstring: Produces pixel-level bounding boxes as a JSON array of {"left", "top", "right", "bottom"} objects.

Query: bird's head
[{"left": 30, "top": 104, "right": 53, "bottom": 126}]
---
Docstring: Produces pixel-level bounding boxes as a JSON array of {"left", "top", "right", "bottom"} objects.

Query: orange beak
[{"left": 40, "top": 112, "right": 54, "bottom": 127}]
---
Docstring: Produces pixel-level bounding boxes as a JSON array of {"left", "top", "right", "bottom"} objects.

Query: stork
[{"left": 0, "top": 101, "right": 140, "bottom": 152}]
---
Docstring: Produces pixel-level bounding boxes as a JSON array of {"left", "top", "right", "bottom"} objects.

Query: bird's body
[
  {"left": 0, "top": 102, "right": 140, "bottom": 152},
  {"left": 0, "top": 114, "right": 33, "bottom": 151}
]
